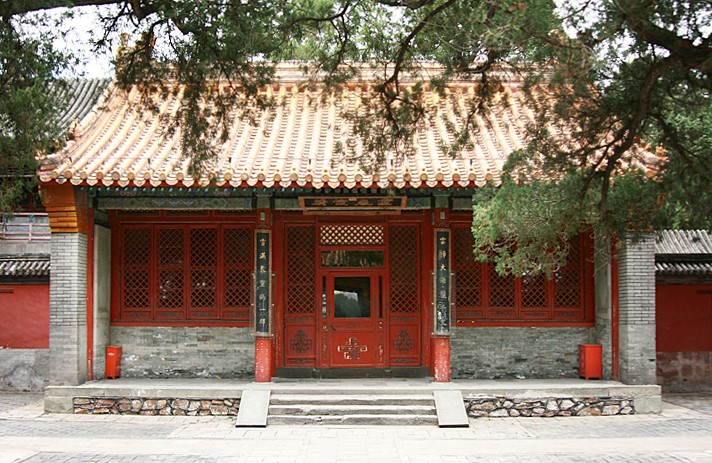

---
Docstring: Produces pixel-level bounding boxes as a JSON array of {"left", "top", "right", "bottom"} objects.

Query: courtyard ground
[{"left": 1, "top": 391, "right": 711, "bottom": 462}]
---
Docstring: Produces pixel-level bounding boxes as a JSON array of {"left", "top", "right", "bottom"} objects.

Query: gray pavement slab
[{"left": 1, "top": 391, "right": 712, "bottom": 462}]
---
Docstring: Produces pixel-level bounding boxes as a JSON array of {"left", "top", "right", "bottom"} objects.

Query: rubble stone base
[
  {"left": 465, "top": 397, "right": 634, "bottom": 418},
  {"left": 73, "top": 397, "right": 239, "bottom": 416}
]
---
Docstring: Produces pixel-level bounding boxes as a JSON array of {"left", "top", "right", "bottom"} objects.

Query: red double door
[{"left": 280, "top": 220, "right": 425, "bottom": 370}]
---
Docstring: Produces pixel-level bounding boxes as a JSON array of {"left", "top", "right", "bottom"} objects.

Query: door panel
[
  {"left": 322, "top": 273, "right": 383, "bottom": 368},
  {"left": 388, "top": 224, "right": 422, "bottom": 366},
  {"left": 283, "top": 225, "right": 318, "bottom": 367}
]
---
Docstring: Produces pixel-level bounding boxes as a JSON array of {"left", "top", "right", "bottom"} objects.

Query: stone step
[
  {"left": 270, "top": 393, "right": 434, "bottom": 406},
  {"left": 268, "top": 413, "right": 438, "bottom": 426},
  {"left": 269, "top": 403, "right": 436, "bottom": 416},
  {"left": 266, "top": 392, "right": 438, "bottom": 426}
]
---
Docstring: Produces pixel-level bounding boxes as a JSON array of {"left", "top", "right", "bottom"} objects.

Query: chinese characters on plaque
[
  {"left": 254, "top": 231, "right": 271, "bottom": 335},
  {"left": 299, "top": 196, "right": 406, "bottom": 212},
  {"left": 434, "top": 229, "right": 451, "bottom": 335}
]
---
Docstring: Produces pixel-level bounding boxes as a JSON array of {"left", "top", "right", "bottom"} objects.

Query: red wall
[
  {"left": 657, "top": 284, "right": 712, "bottom": 352},
  {"left": 0, "top": 284, "right": 50, "bottom": 348}
]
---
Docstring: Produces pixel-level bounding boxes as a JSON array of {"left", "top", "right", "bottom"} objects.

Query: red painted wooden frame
[
  {"left": 109, "top": 210, "right": 257, "bottom": 326},
  {"left": 450, "top": 216, "right": 595, "bottom": 327}
]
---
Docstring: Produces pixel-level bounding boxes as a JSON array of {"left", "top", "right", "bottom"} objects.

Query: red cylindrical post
[
  {"left": 433, "top": 337, "right": 451, "bottom": 382},
  {"left": 105, "top": 346, "right": 122, "bottom": 379},
  {"left": 254, "top": 337, "right": 273, "bottom": 382}
]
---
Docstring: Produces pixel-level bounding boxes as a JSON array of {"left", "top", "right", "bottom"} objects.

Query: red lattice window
[
  {"left": 157, "top": 227, "right": 185, "bottom": 317},
  {"left": 223, "top": 227, "right": 252, "bottom": 321},
  {"left": 117, "top": 224, "right": 252, "bottom": 324},
  {"left": 555, "top": 236, "right": 582, "bottom": 308},
  {"left": 189, "top": 228, "right": 218, "bottom": 318},
  {"left": 453, "top": 227, "right": 481, "bottom": 319},
  {"left": 122, "top": 227, "right": 151, "bottom": 320},
  {"left": 389, "top": 225, "right": 419, "bottom": 313},
  {"left": 286, "top": 225, "right": 316, "bottom": 314},
  {"left": 451, "top": 223, "right": 592, "bottom": 325},
  {"left": 320, "top": 225, "right": 384, "bottom": 246},
  {"left": 488, "top": 264, "right": 516, "bottom": 319}
]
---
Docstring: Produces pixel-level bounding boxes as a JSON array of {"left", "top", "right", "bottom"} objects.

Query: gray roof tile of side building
[
  {"left": 655, "top": 230, "right": 712, "bottom": 276},
  {"left": 0, "top": 254, "right": 50, "bottom": 278},
  {"left": 655, "top": 229, "right": 712, "bottom": 255},
  {"left": 50, "top": 78, "right": 112, "bottom": 132},
  {"left": 656, "top": 261, "right": 712, "bottom": 275}
]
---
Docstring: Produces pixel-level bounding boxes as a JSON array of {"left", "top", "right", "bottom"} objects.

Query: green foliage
[
  {"left": 1, "top": 0, "right": 710, "bottom": 274},
  {"left": 471, "top": 176, "right": 590, "bottom": 277},
  {"left": 0, "top": 12, "right": 71, "bottom": 213},
  {"left": 653, "top": 94, "right": 712, "bottom": 230}
]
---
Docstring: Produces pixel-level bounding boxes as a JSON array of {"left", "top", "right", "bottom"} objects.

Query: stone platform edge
[{"left": 43, "top": 382, "right": 661, "bottom": 415}]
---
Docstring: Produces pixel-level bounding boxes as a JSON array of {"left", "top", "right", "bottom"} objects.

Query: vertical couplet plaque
[
  {"left": 433, "top": 229, "right": 452, "bottom": 335},
  {"left": 253, "top": 230, "right": 273, "bottom": 336}
]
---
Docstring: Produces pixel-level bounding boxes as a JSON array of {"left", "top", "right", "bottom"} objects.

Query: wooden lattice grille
[
  {"left": 286, "top": 225, "right": 316, "bottom": 314},
  {"left": 389, "top": 225, "right": 419, "bottom": 313},
  {"left": 452, "top": 224, "right": 591, "bottom": 324},
  {"left": 122, "top": 227, "right": 151, "bottom": 315},
  {"left": 157, "top": 227, "right": 185, "bottom": 318},
  {"left": 223, "top": 227, "right": 252, "bottom": 318},
  {"left": 555, "top": 236, "right": 582, "bottom": 308},
  {"left": 320, "top": 225, "right": 384, "bottom": 246},
  {"left": 453, "top": 226, "right": 481, "bottom": 311},
  {"left": 118, "top": 224, "right": 252, "bottom": 323},
  {"left": 189, "top": 227, "right": 218, "bottom": 318}
]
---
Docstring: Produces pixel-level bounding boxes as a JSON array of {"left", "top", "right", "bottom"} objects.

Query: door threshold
[{"left": 275, "top": 367, "right": 429, "bottom": 379}]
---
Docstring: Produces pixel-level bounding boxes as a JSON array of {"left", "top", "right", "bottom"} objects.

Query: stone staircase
[{"left": 267, "top": 391, "right": 438, "bottom": 425}]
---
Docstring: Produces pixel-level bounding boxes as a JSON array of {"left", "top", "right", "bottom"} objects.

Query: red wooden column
[
  {"left": 432, "top": 194, "right": 452, "bottom": 382},
  {"left": 611, "top": 242, "right": 620, "bottom": 381},
  {"left": 254, "top": 194, "right": 273, "bottom": 382}
]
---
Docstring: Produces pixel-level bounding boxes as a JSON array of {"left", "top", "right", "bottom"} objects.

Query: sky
[
  {"left": 53, "top": 1, "right": 583, "bottom": 79},
  {"left": 50, "top": 6, "right": 116, "bottom": 78}
]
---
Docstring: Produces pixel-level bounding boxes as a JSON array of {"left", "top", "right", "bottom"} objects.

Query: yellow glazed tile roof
[{"left": 40, "top": 66, "right": 539, "bottom": 189}]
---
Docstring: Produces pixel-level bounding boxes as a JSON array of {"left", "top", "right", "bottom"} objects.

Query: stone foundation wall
[
  {"left": 657, "top": 351, "right": 712, "bottom": 392},
  {"left": 0, "top": 349, "right": 49, "bottom": 391},
  {"left": 110, "top": 326, "right": 253, "bottom": 379},
  {"left": 74, "top": 397, "right": 240, "bottom": 415},
  {"left": 451, "top": 327, "right": 595, "bottom": 379},
  {"left": 465, "top": 396, "right": 634, "bottom": 418}
]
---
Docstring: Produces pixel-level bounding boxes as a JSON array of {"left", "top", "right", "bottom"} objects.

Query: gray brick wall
[
  {"left": 49, "top": 232, "right": 88, "bottom": 385},
  {"left": 618, "top": 234, "right": 656, "bottom": 384},
  {"left": 451, "top": 327, "right": 595, "bottom": 379},
  {"left": 0, "top": 240, "right": 51, "bottom": 255},
  {"left": 110, "top": 327, "right": 254, "bottom": 379}
]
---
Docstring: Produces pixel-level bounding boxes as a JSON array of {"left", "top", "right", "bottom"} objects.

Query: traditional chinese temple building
[{"left": 36, "top": 64, "right": 658, "bottom": 387}]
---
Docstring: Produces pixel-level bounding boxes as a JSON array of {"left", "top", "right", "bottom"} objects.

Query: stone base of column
[
  {"left": 432, "top": 337, "right": 451, "bottom": 382},
  {"left": 254, "top": 337, "right": 273, "bottom": 383}
]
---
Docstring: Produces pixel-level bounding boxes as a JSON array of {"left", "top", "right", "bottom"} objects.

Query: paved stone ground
[{"left": 1, "top": 393, "right": 712, "bottom": 463}]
